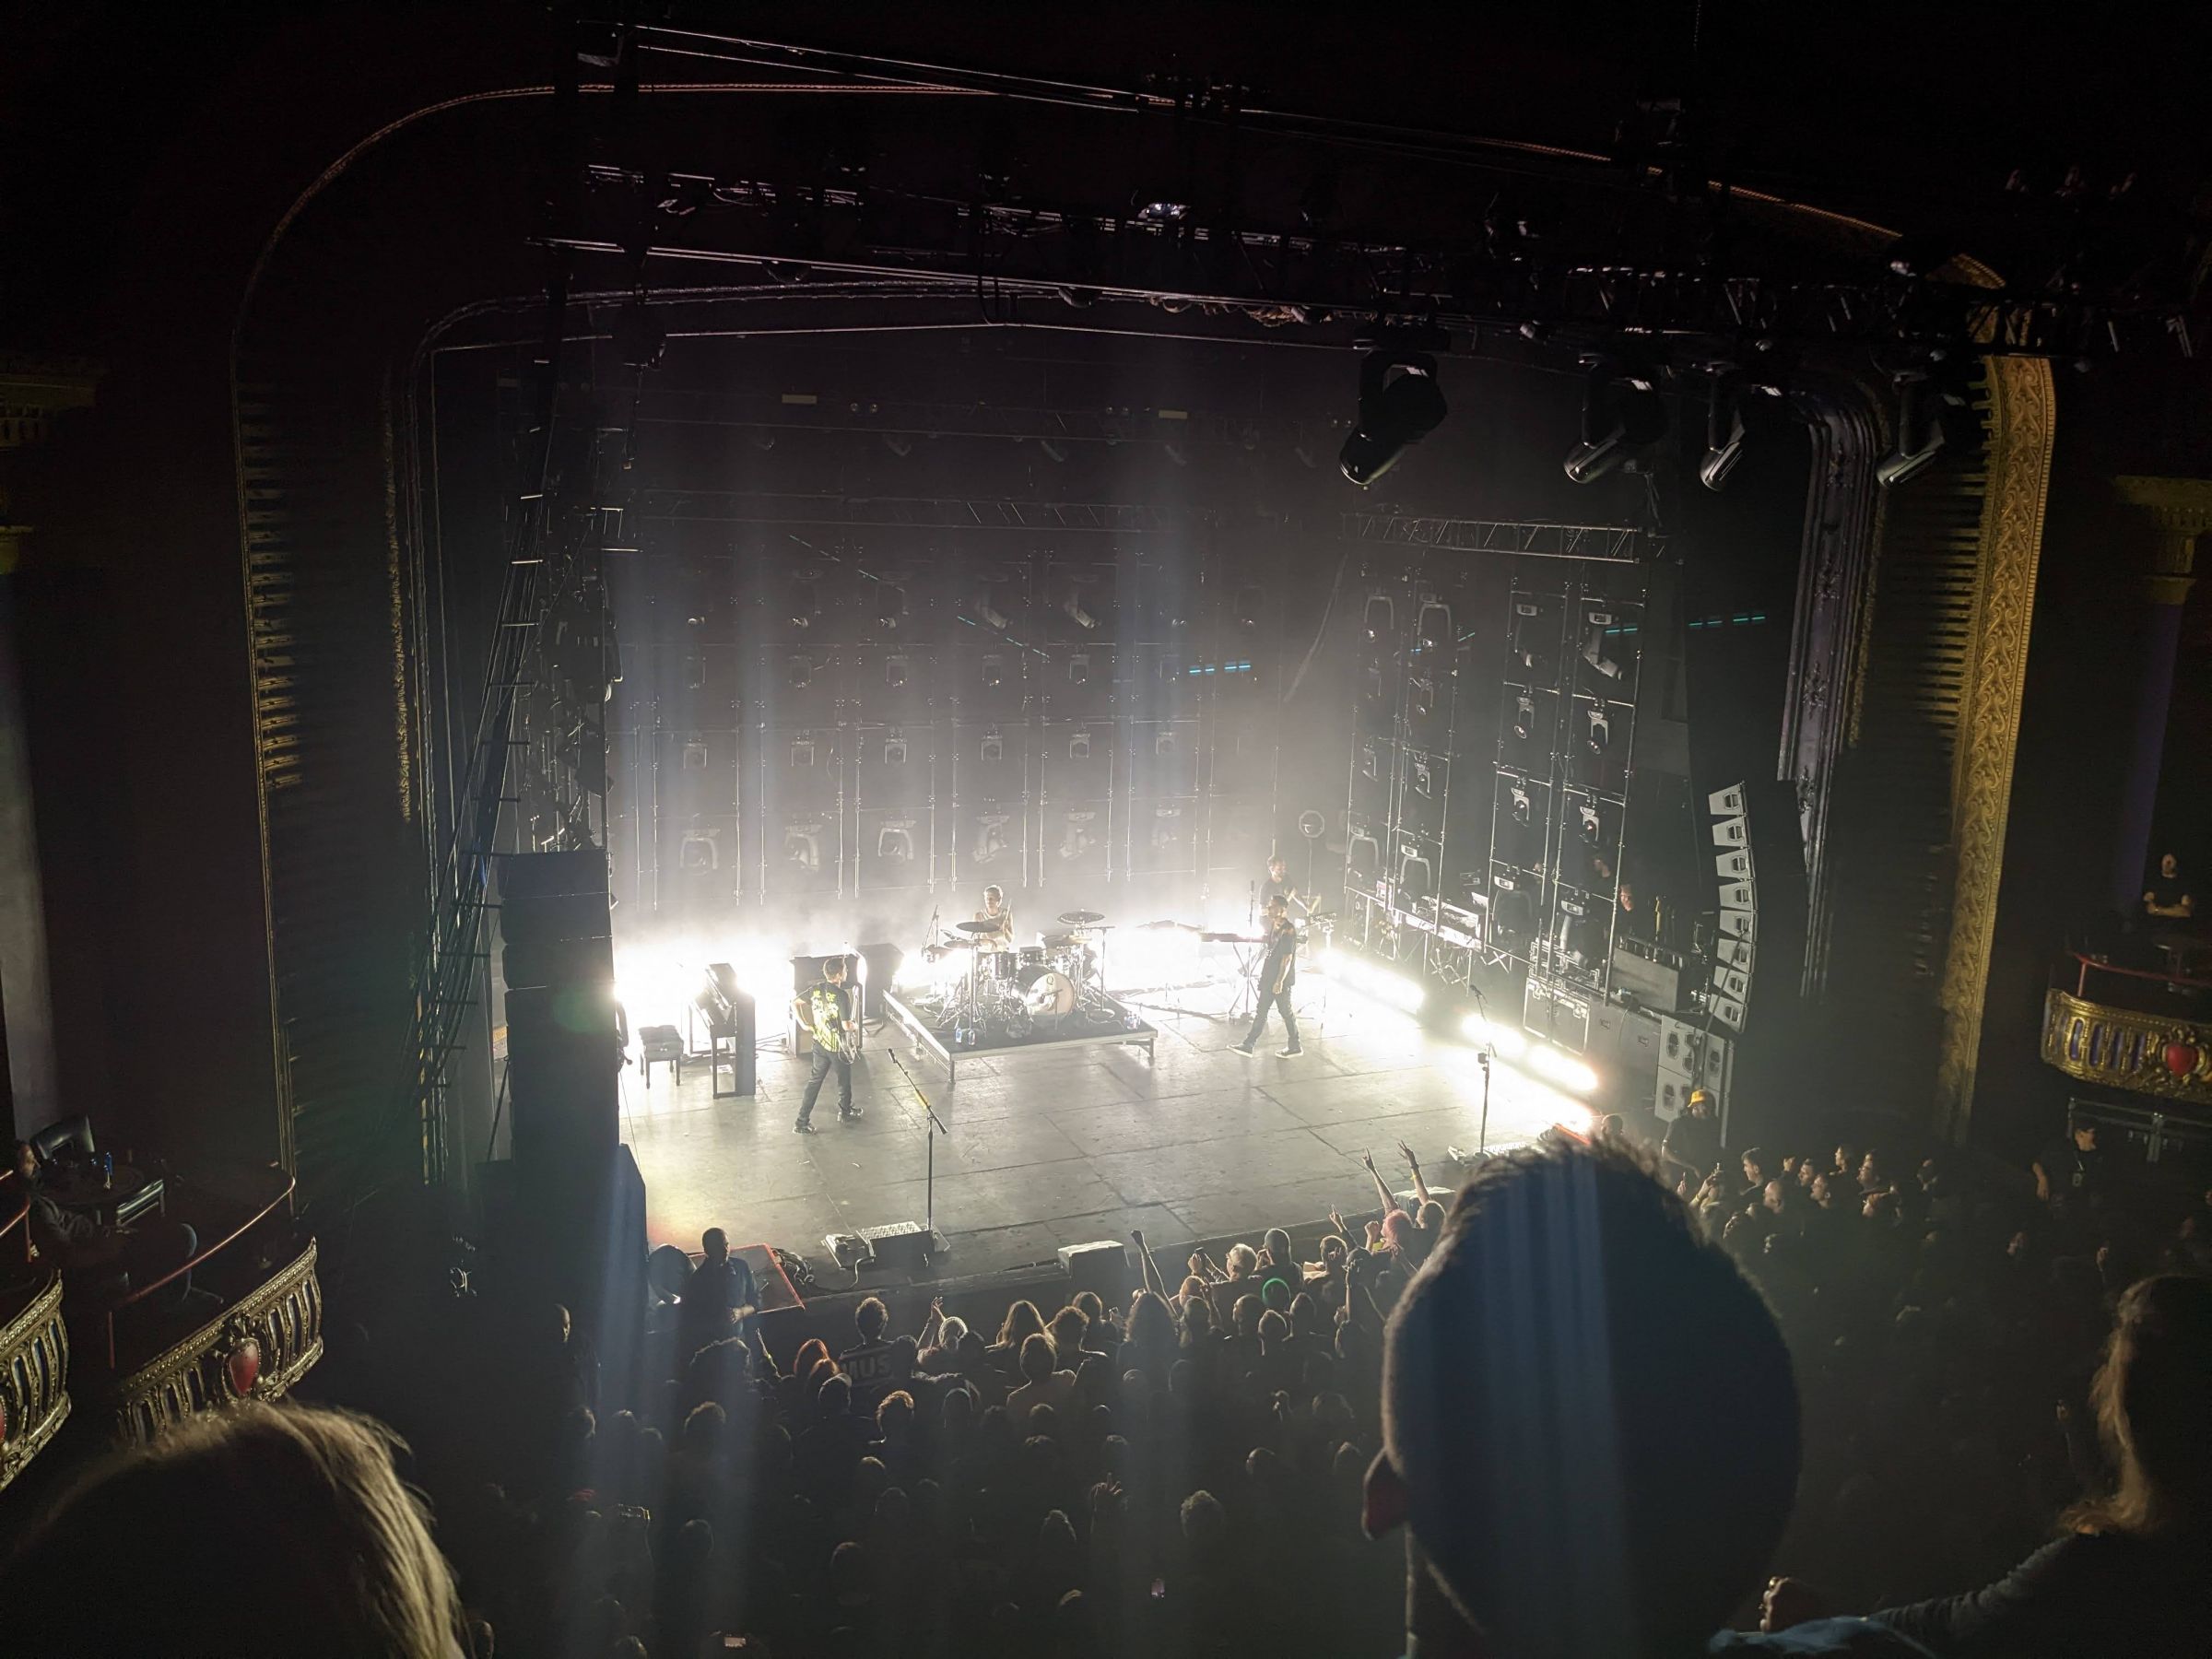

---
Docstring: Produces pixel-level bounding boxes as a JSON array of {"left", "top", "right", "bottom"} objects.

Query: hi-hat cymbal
[
  {"left": 1056, "top": 909, "right": 1107, "bottom": 926},
  {"left": 954, "top": 919, "right": 1003, "bottom": 934}
]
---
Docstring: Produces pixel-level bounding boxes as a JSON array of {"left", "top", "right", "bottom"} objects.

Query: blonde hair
[
  {"left": 0, "top": 1402, "right": 465, "bottom": 1656},
  {"left": 2066, "top": 1275, "right": 2212, "bottom": 1538},
  {"left": 1226, "top": 1242, "right": 1260, "bottom": 1277}
]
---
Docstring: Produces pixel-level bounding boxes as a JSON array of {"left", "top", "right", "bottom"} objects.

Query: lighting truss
[
  {"left": 637, "top": 492, "right": 1193, "bottom": 535},
  {"left": 1341, "top": 514, "right": 1653, "bottom": 564}
]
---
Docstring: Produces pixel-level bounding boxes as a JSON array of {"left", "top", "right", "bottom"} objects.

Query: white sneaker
[{"left": 1277, "top": 1046, "right": 1304, "bottom": 1058}]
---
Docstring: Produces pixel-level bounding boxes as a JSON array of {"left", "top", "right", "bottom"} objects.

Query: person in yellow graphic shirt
[{"left": 791, "top": 956, "right": 863, "bottom": 1133}]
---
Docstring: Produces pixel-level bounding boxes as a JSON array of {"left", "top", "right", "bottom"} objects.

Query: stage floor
[{"left": 621, "top": 977, "right": 1583, "bottom": 1279}]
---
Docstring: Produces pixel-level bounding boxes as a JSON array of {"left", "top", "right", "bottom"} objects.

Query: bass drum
[{"left": 1016, "top": 965, "right": 1078, "bottom": 1018}]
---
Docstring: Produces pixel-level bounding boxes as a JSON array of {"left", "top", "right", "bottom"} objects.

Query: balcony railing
[
  {"left": 2042, "top": 982, "right": 2212, "bottom": 1108},
  {"left": 108, "top": 1236, "right": 324, "bottom": 1448},
  {"left": 0, "top": 1271, "right": 71, "bottom": 1491}
]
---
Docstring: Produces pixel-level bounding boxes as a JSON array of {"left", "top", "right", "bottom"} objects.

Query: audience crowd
[{"left": 5, "top": 1116, "right": 2206, "bottom": 1659}]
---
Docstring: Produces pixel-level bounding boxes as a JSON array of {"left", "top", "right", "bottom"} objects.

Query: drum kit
[{"left": 910, "top": 910, "right": 1130, "bottom": 1046}]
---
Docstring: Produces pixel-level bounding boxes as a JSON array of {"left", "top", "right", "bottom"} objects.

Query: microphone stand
[
  {"left": 1468, "top": 982, "right": 1497, "bottom": 1159},
  {"left": 885, "top": 1047, "right": 949, "bottom": 1263}
]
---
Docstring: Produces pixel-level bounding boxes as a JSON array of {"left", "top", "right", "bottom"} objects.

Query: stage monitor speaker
[
  {"left": 854, "top": 1219, "right": 934, "bottom": 1273},
  {"left": 1057, "top": 1240, "right": 1132, "bottom": 1305}
]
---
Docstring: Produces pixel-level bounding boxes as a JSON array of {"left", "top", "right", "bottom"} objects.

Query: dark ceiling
[{"left": 6, "top": 2, "right": 2207, "bottom": 355}]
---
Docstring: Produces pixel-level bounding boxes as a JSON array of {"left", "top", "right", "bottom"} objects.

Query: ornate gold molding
[
  {"left": 1931, "top": 356, "right": 2056, "bottom": 1139},
  {"left": 0, "top": 1272, "right": 72, "bottom": 1490},
  {"left": 108, "top": 1237, "right": 324, "bottom": 1448},
  {"left": 2111, "top": 475, "right": 2210, "bottom": 608},
  {"left": 2041, "top": 987, "right": 2212, "bottom": 1106}
]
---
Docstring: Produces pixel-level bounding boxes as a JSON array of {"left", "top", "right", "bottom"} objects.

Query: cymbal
[
  {"left": 954, "top": 920, "right": 1003, "bottom": 935},
  {"left": 1056, "top": 910, "right": 1106, "bottom": 926}
]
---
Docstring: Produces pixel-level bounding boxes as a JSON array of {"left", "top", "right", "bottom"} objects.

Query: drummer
[{"left": 973, "top": 884, "right": 1015, "bottom": 948}]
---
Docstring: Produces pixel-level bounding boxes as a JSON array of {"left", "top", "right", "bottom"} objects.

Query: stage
[{"left": 620, "top": 974, "right": 1589, "bottom": 1283}]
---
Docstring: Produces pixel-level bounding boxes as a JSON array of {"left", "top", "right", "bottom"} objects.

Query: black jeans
[
  {"left": 798, "top": 1046, "right": 853, "bottom": 1124},
  {"left": 1243, "top": 985, "right": 1300, "bottom": 1051}
]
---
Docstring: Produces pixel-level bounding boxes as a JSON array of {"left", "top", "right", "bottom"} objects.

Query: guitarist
[
  {"left": 791, "top": 955, "right": 864, "bottom": 1134},
  {"left": 1231, "top": 895, "right": 1304, "bottom": 1058}
]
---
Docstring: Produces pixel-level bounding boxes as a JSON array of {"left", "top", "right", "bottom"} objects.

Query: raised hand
[{"left": 1396, "top": 1138, "right": 1418, "bottom": 1168}]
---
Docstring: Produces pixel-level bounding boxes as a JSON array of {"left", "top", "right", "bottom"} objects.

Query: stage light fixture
[
  {"left": 883, "top": 431, "right": 913, "bottom": 457},
  {"left": 1332, "top": 951, "right": 1429, "bottom": 1015},
  {"left": 1877, "top": 367, "right": 1976, "bottom": 488},
  {"left": 1417, "top": 601, "right": 1452, "bottom": 653},
  {"left": 1578, "top": 804, "right": 1602, "bottom": 845},
  {"left": 980, "top": 726, "right": 1005, "bottom": 762},
  {"left": 1068, "top": 731, "right": 1091, "bottom": 761},
  {"left": 786, "top": 656, "right": 813, "bottom": 689},
  {"left": 788, "top": 578, "right": 819, "bottom": 630},
  {"left": 1038, "top": 438, "right": 1069, "bottom": 464},
  {"left": 1509, "top": 600, "right": 1543, "bottom": 672},
  {"left": 752, "top": 429, "right": 776, "bottom": 452},
  {"left": 1563, "top": 358, "right": 1666, "bottom": 484},
  {"left": 882, "top": 737, "right": 907, "bottom": 765},
  {"left": 1513, "top": 695, "right": 1536, "bottom": 742},
  {"left": 1339, "top": 349, "right": 1448, "bottom": 488},
  {"left": 1364, "top": 594, "right": 1394, "bottom": 642},
  {"left": 876, "top": 825, "right": 915, "bottom": 862},
  {"left": 885, "top": 655, "right": 908, "bottom": 688},
  {"left": 1410, "top": 676, "right": 1435, "bottom": 719},
  {"left": 782, "top": 824, "right": 825, "bottom": 874},
  {"left": 1511, "top": 785, "right": 1533, "bottom": 826},
  {"left": 1058, "top": 811, "right": 1098, "bottom": 861},
  {"left": 1068, "top": 653, "right": 1090, "bottom": 687},
  {"left": 1699, "top": 375, "right": 1748, "bottom": 491},
  {"left": 1459, "top": 1012, "right": 1527, "bottom": 1061},
  {"left": 1524, "top": 1044, "right": 1599, "bottom": 1095},
  {"left": 877, "top": 586, "right": 906, "bottom": 630},
  {"left": 1064, "top": 591, "right": 1099, "bottom": 629},
  {"left": 1584, "top": 707, "right": 1610, "bottom": 754},
  {"left": 981, "top": 655, "right": 1005, "bottom": 689},
  {"left": 1163, "top": 441, "right": 1190, "bottom": 468},
  {"left": 1580, "top": 616, "right": 1623, "bottom": 680}
]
